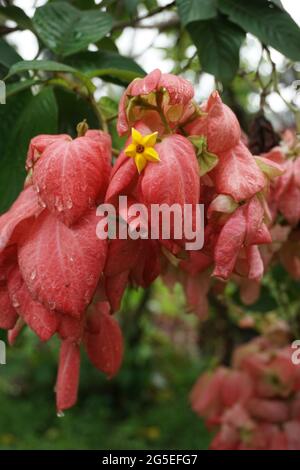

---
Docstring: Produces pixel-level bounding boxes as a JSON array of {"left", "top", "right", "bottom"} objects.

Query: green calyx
[{"left": 188, "top": 135, "right": 219, "bottom": 176}]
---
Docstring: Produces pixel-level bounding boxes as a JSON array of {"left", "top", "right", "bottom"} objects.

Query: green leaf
[
  {"left": 5, "top": 60, "right": 95, "bottom": 93},
  {"left": 54, "top": 88, "right": 98, "bottom": 137},
  {"left": 6, "top": 79, "right": 40, "bottom": 98},
  {"left": 176, "top": 0, "right": 218, "bottom": 25},
  {"left": 269, "top": 0, "right": 284, "bottom": 11},
  {"left": 188, "top": 135, "right": 219, "bottom": 175},
  {"left": 97, "top": 97, "right": 125, "bottom": 151},
  {"left": 0, "top": 38, "right": 22, "bottom": 73},
  {"left": 0, "top": 6, "right": 32, "bottom": 30},
  {"left": 71, "top": 0, "right": 96, "bottom": 9},
  {"left": 99, "top": 96, "right": 118, "bottom": 119},
  {"left": 66, "top": 50, "right": 145, "bottom": 85},
  {"left": 96, "top": 37, "right": 118, "bottom": 52},
  {"left": 33, "top": 1, "right": 113, "bottom": 57},
  {"left": 218, "top": 0, "right": 300, "bottom": 62},
  {"left": 0, "top": 92, "right": 29, "bottom": 162},
  {"left": 188, "top": 16, "right": 245, "bottom": 83},
  {"left": 0, "top": 88, "right": 58, "bottom": 212},
  {"left": 5, "top": 60, "right": 77, "bottom": 79},
  {"left": 124, "top": 0, "right": 140, "bottom": 15}
]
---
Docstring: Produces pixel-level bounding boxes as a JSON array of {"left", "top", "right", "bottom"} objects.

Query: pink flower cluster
[
  {"left": 191, "top": 335, "right": 300, "bottom": 449},
  {"left": 0, "top": 130, "right": 123, "bottom": 413},
  {"left": 0, "top": 69, "right": 292, "bottom": 412},
  {"left": 238, "top": 130, "right": 300, "bottom": 305}
]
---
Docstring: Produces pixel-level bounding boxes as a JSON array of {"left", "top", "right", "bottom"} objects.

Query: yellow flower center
[{"left": 124, "top": 127, "right": 160, "bottom": 173}]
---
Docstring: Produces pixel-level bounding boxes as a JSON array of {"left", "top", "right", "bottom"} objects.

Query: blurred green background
[{"left": 0, "top": 282, "right": 211, "bottom": 450}]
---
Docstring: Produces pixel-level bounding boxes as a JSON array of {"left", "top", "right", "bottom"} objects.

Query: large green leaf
[
  {"left": 99, "top": 96, "right": 118, "bottom": 119},
  {"left": 33, "top": 1, "right": 113, "bottom": 57},
  {"left": 5, "top": 60, "right": 77, "bottom": 79},
  {"left": 0, "top": 92, "right": 28, "bottom": 162},
  {"left": 5, "top": 60, "right": 95, "bottom": 93},
  {"left": 270, "top": 0, "right": 284, "bottom": 10},
  {"left": 176, "top": 0, "right": 218, "bottom": 25},
  {"left": 98, "top": 95, "right": 125, "bottom": 150},
  {"left": 0, "top": 6, "right": 32, "bottom": 30},
  {"left": 0, "top": 39, "right": 22, "bottom": 73},
  {"left": 218, "top": 0, "right": 300, "bottom": 62},
  {"left": 188, "top": 16, "right": 245, "bottom": 83},
  {"left": 66, "top": 50, "right": 145, "bottom": 85},
  {"left": 0, "top": 88, "right": 58, "bottom": 212},
  {"left": 124, "top": 0, "right": 140, "bottom": 15},
  {"left": 55, "top": 87, "right": 98, "bottom": 137},
  {"left": 70, "top": 0, "right": 96, "bottom": 9},
  {"left": 6, "top": 79, "right": 40, "bottom": 98}
]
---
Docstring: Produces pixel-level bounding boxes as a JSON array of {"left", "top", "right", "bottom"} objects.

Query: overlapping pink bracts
[
  {"left": 106, "top": 75, "right": 200, "bottom": 309},
  {"left": 0, "top": 128, "right": 124, "bottom": 413},
  {"left": 175, "top": 89, "right": 284, "bottom": 316},
  {"left": 117, "top": 69, "right": 194, "bottom": 136},
  {"left": 248, "top": 134, "right": 300, "bottom": 286},
  {"left": 0, "top": 69, "right": 289, "bottom": 414},
  {"left": 191, "top": 333, "right": 300, "bottom": 450},
  {"left": 31, "top": 130, "right": 111, "bottom": 226}
]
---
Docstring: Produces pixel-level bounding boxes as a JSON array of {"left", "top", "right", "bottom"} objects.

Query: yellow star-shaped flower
[{"left": 124, "top": 127, "right": 160, "bottom": 173}]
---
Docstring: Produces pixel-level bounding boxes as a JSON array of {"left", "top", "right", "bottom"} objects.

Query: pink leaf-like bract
[
  {"left": 117, "top": 69, "right": 194, "bottom": 135},
  {"left": 0, "top": 186, "right": 41, "bottom": 251},
  {"left": 8, "top": 317, "right": 25, "bottom": 345},
  {"left": 0, "top": 285, "right": 17, "bottom": 329},
  {"left": 18, "top": 210, "right": 107, "bottom": 317},
  {"left": 213, "top": 205, "right": 247, "bottom": 280},
  {"left": 210, "top": 142, "right": 265, "bottom": 202},
  {"left": 33, "top": 131, "right": 111, "bottom": 226},
  {"left": 7, "top": 267, "right": 57, "bottom": 341},
  {"left": 105, "top": 271, "right": 129, "bottom": 313},
  {"left": 245, "top": 196, "right": 265, "bottom": 246},
  {"left": 185, "top": 91, "right": 241, "bottom": 154},
  {"left": 84, "top": 303, "right": 123, "bottom": 378},
  {"left": 56, "top": 340, "right": 81, "bottom": 412},
  {"left": 159, "top": 73, "right": 194, "bottom": 105},
  {"left": 139, "top": 133, "right": 200, "bottom": 207},
  {"left": 26, "top": 134, "right": 71, "bottom": 170}
]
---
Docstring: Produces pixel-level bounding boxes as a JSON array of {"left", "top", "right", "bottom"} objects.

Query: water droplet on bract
[
  {"left": 11, "top": 295, "right": 20, "bottom": 309},
  {"left": 57, "top": 410, "right": 65, "bottom": 418},
  {"left": 39, "top": 200, "right": 47, "bottom": 209},
  {"left": 55, "top": 197, "right": 64, "bottom": 212},
  {"left": 35, "top": 185, "right": 40, "bottom": 193},
  {"left": 69, "top": 257, "right": 74, "bottom": 262},
  {"left": 49, "top": 301, "right": 56, "bottom": 310},
  {"left": 30, "top": 270, "right": 36, "bottom": 281},
  {"left": 66, "top": 199, "right": 73, "bottom": 209}
]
